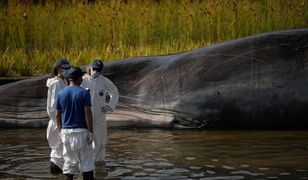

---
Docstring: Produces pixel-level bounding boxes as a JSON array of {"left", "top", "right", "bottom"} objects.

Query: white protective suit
[
  {"left": 46, "top": 77, "right": 66, "bottom": 169},
  {"left": 81, "top": 74, "right": 119, "bottom": 162}
]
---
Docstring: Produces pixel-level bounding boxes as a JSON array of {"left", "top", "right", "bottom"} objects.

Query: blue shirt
[{"left": 56, "top": 86, "right": 92, "bottom": 129}]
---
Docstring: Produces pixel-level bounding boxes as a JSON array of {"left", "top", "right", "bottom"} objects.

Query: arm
[
  {"left": 51, "top": 80, "right": 65, "bottom": 109},
  {"left": 105, "top": 78, "right": 119, "bottom": 110},
  {"left": 55, "top": 92, "right": 63, "bottom": 135},
  {"left": 46, "top": 80, "right": 61, "bottom": 118},
  {"left": 84, "top": 91, "right": 93, "bottom": 132},
  {"left": 56, "top": 109, "right": 62, "bottom": 134},
  {"left": 84, "top": 107, "right": 93, "bottom": 133},
  {"left": 80, "top": 76, "right": 86, "bottom": 89}
]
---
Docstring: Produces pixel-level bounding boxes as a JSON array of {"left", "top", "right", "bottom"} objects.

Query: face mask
[
  {"left": 62, "top": 69, "right": 70, "bottom": 78},
  {"left": 91, "top": 70, "right": 100, "bottom": 78}
]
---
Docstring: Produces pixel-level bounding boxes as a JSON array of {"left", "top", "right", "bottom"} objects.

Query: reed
[{"left": 0, "top": 0, "right": 307, "bottom": 76}]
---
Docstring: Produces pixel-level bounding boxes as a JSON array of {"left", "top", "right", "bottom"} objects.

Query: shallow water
[{"left": 0, "top": 129, "right": 308, "bottom": 179}]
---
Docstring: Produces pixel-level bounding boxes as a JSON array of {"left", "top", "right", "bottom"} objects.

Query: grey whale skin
[{"left": 0, "top": 29, "right": 307, "bottom": 129}]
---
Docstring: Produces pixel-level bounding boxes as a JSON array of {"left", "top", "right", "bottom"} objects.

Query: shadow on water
[{"left": 0, "top": 129, "right": 308, "bottom": 179}]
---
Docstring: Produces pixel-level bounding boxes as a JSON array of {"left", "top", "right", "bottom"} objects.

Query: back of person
[
  {"left": 56, "top": 67, "right": 95, "bottom": 180},
  {"left": 57, "top": 86, "right": 89, "bottom": 129}
]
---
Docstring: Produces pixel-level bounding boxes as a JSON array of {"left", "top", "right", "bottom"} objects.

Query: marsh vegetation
[{"left": 0, "top": 0, "right": 307, "bottom": 76}]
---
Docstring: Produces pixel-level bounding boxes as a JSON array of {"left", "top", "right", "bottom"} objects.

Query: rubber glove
[{"left": 101, "top": 105, "right": 113, "bottom": 113}]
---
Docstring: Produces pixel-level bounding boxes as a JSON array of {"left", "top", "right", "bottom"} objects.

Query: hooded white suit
[
  {"left": 81, "top": 74, "right": 119, "bottom": 162},
  {"left": 46, "top": 77, "right": 66, "bottom": 169}
]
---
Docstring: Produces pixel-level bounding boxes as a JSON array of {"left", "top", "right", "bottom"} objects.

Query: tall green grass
[{"left": 0, "top": 0, "right": 307, "bottom": 76}]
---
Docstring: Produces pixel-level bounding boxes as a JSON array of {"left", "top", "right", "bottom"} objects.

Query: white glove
[
  {"left": 87, "top": 132, "right": 93, "bottom": 144},
  {"left": 101, "top": 105, "right": 113, "bottom": 113}
]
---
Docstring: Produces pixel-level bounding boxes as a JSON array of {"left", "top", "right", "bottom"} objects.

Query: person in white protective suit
[
  {"left": 81, "top": 59, "right": 119, "bottom": 164},
  {"left": 56, "top": 67, "right": 95, "bottom": 180},
  {"left": 46, "top": 59, "right": 71, "bottom": 174}
]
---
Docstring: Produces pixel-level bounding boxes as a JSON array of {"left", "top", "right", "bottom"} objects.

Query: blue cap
[
  {"left": 91, "top": 59, "right": 104, "bottom": 71},
  {"left": 68, "top": 67, "right": 83, "bottom": 80},
  {"left": 54, "top": 59, "right": 71, "bottom": 69}
]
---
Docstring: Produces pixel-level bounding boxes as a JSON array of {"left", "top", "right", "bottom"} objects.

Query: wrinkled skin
[{"left": 1, "top": 29, "right": 308, "bottom": 129}]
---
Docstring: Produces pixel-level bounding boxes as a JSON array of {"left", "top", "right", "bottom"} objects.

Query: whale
[{"left": 0, "top": 29, "right": 307, "bottom": 129}]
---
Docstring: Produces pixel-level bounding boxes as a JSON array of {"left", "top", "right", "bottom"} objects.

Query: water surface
[{"left": 0, "top": 129, "right": 308, "bottom": 179}]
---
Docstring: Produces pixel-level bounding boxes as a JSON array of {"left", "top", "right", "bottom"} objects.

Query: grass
[{"left": 0, "top": 0, "right": 307, "bottom": 76}]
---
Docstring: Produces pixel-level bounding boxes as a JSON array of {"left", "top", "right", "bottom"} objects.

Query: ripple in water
[
  {"left": 7, "top": 161, "right": 56, "bottom": 179},
  {"left": 1, "top": 129, "right": 308, "bottom": 179}
]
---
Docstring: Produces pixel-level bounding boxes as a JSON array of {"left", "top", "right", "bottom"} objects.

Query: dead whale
[{"left": 0, "top": 29, "right": 307, "bottom": 129}]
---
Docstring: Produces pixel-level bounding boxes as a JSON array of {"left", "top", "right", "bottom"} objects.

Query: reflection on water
[{"left": 0, "top": 129, "right": 308, "bottom": 179}]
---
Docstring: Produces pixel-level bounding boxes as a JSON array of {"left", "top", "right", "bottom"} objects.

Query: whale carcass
[{"left": 0, "top": 29, "right": 307, "bottom": 129}]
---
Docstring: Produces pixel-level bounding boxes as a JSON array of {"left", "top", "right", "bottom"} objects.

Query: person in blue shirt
[{"left": 56, "top": 67, "right": 95, "bottom": 180}]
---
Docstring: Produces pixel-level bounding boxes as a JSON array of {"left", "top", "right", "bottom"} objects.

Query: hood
[{"left": 46, "top": 77, "right": 60, "bottom": 88}]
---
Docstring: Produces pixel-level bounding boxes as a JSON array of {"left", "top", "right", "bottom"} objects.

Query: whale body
[{"left": 0, "top": 29, "right": 308, "bottom": 129}]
